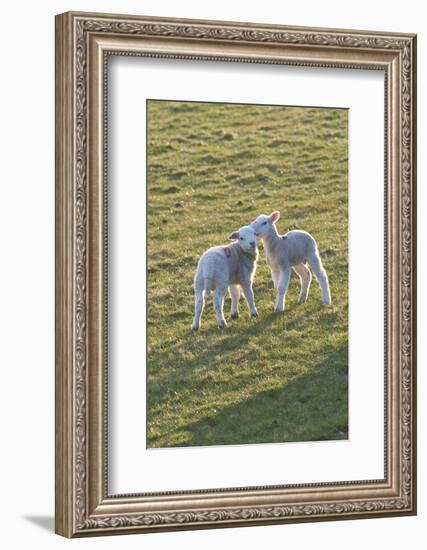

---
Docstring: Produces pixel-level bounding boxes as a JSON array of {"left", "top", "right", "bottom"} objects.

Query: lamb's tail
[
  {"left": 200, "top": 259, "right": 216, "bottom": 294},
  {"left": 204, "top": 277, "right": 214, "bottom": 293}
]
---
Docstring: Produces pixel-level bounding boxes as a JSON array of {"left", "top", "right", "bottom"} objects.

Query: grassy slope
[{"left": 147, "top": 100, "right": 348, "bottom": 448}]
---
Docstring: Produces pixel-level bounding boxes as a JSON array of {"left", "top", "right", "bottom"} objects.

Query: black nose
[{"left": 250, "top": 242, "right": 255, "bottom": 247}]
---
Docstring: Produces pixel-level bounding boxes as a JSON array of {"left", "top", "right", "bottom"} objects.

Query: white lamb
[
  {"left": 192, "top": 226, "right": 259, "bottom": 330},
  {"left": 251, "top": 211, "right": 331, "bottom": 312}
]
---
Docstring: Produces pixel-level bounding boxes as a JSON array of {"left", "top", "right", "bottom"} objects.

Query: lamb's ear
[
  {"left": 228, "top": 231, "right": 239, "bottom": 240},
  {"left": 270, "top": 211, "right": 281, "bottom": 223}
]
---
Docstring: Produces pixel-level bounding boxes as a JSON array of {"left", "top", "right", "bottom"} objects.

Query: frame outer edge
[
  {"left": 62, "top": 10, "right": 416, "bottom": 39},
  {"left": 55, "top": 12, "right": 75, "bottom": 538},
  {"left": 410, "top": 34, "right": 417, "bottom": 514},
  {"left": 54, "top": 10, "right": 417, "bottom": 537},
  {"left": 413, "top": 34, "right": 417, "bottom": 514}
]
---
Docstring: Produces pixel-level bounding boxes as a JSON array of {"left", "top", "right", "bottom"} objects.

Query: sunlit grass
[{"left": 147, "top": 100, "right": 348, "bottom": 448}]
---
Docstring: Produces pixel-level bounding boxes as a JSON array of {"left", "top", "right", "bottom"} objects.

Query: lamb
[
  {"left": 250, "top": 211, "right": 331, "bottom": 312},
  {"left": 191, "top": 226, "right": 259, "bottom": 330}
]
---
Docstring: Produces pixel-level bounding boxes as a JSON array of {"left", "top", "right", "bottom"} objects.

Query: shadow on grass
[
  {"left": 147, "top": 310, "right": 280, "bottom": 415},
  {"left": 148, "top": 329, "right": 348, "bottom": 448},
  {"left": 180, "top": 342, "right": 348, "bottom": 447},
  {"left": 148, "top": 304, "right": 328, "bottom": 385}
]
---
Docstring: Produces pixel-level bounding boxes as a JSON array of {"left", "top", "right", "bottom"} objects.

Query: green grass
[{"left": 147, "top": 100, "right": 348, "bottom": 448}]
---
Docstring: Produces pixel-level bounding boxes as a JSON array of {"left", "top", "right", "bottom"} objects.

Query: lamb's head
[
  {"left": 228, "top": 225, "right": 257, "bottom": 255},
  {"left": 250, "top": 211, "right": 280, "bottom": 238}
]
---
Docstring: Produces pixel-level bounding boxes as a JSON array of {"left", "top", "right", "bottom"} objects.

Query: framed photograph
[{"left": 55, "top": 11, "right": 417, "bottom": 537}]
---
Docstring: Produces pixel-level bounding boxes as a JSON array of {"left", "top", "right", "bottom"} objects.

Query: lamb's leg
[
  {"left": 213, "top": 285, "right": 228, "bottom": 328},
  {"left": 241, "top": 282, "right": 258, "bottom": 318},
  {"left": 271, "top": 267, "right": 280, "bottom": 291},
  {"left": 307, "top": 251, "right": 331, "bottom": 305},
  {"left": 275, "top": 266, "right": 291, "bottom": 313},
  {"left": 229, "top": 284, "right": 240, "bottom": 319},
  {"left": 293, "top": 262, "right": 312, "bottom": 304},
  {"left": 191, "top": 277, "right": 205, "bottom": 330}
]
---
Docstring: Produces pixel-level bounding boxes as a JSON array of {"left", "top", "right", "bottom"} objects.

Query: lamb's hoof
[
  {"left": 217, "top": 321, "right": 227, "bottom": 329},
  {"left": 323, "top": 299, "right": 332, "bottom": 305},
  {"left": 274, "top": 308, "right": 284, "bottom": 314},
  {"left": 251, "top": 311, "right": 258, "bottom": 318},
  {"left": 298, "top": 297, "right": 307, "bottom": 305},
  {"left": 191, "top": 324, "right": 200, "bottom": 331},
  {"left": 230, "top": 312, "right": 239, "bottom": 320}
]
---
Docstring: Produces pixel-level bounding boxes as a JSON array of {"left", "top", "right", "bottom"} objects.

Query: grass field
[{"left": 146, "top": 100, "right": 348, "bottom": 448}]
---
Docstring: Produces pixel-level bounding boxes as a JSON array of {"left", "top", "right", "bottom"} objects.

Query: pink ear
[
  {"left": 270, "top": 211, "right": 280, "bottom": 223},
  {"left": 228, "top": 231, "right": 239, "bottom": 240}
]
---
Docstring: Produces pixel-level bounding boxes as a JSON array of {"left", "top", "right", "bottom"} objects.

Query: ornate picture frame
[{"left": 55, "top": 11, "right": 417, "bottom": 537}]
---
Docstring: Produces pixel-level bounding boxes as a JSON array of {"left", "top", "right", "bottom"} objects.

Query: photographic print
[{"left": 147, "top": 99, "right": 348, "bottom": 449}]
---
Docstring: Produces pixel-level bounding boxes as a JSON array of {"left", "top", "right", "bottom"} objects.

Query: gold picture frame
[{"left": 55, "top": 11, "right": 417, "bottom": 537}]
